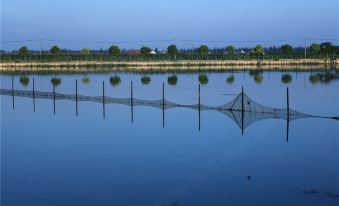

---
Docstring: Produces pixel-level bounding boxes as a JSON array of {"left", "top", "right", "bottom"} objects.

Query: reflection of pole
[
  {"left": 286, "top": 87, "right": 290, "bottom": 142},
  {"left": 76, "top": 79, "right": 78, "bottom": 117},
  {"left": 198, "top": 84, "right": 201, "bottom": 131},
  {"left": 131, "top": 81, "right": 134, "bottom": 123},
  {"left": 53, "top": 84, "right": 55, "bottom": 115},
  {"left": 241, "top": 86, "right": 244, "bottom": 135},
  {"left": 33, "top": 77, "right": 35, "bottom": 112},
  {"left": 162, "top": 82, "right": 165, "bottom": 128},
  {"left": 102, "top": 81, "right": 105, "bottom": 119},
  {"left": 12, "top": 76, "right": 14, "bottom": 110}
]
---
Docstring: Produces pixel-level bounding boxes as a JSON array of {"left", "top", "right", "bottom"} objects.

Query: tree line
[{"left": 16, "top": 42, "right": 338, "bottom": 56}]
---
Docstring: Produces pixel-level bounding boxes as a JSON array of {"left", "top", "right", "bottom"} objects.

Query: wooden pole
[
  {"left": 131, "top": 81, "right": 134, "bottom": 123},
  {"left": 53, "top": 83, "right": 55, "bottom": 115},
  {"left": 33, "top": 77, "right": 35, "bottom": 112},
  {"left": 102, "top": 81, "right": 105, "bottom": 119},
  {"left": 241, "top": 86, "right": 244, "bottom": 135},
  {"left": 198, "top": 84, "right": 201, "bottom": 131},
  {"left": 286, "top": 87, "right": 290, "bottom": 142},
  {"left": 162, "top": 82, "right": 165, "bottom": 128},
  {"left": 12, "top": 76, "right": 14, "bottom": 110},
  {"left": 76, "top": 79, "right": 78, "bottom": 116}
]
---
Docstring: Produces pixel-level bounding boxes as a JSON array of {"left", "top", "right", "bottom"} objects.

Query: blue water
[{"left": 1, "top": 70, "right": 339, "bottom": 206}]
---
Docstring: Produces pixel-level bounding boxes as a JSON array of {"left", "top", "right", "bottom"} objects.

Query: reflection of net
[{"left": 0, "top": 89, "right": 335, "bottom": 130}]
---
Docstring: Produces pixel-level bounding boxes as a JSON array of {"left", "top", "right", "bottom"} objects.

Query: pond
[{"left": 1, "top": 69, "right": 339, "bottom": 206}]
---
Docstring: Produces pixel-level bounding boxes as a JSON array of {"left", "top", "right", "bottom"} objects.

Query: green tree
[
  {"left": 281, "top": 44, "right": 293, "bottom": 54},
  {"left": 198, "top": 45, "right": 209, "bottom": 55},
  {"left": 110, "top": 76, "right": 121, "bottom": 86},
  {"left": 19, "top": 76, "right": 30, "bottom": 86},
  {"left": 168, "top": 75, "right": 178, "bottom": 86},
  {"left": 226, "top": 75, "right": 235, "bottom": 84},
  {"left": 167, "top": 44, "right": 178, "bottom": 55},
  {"left": 198, "top": 74, "right": 209, "bottom": 85},
  {"left": 51, "top": 77, "right": 62, "bottom": 87},
  {"left": 141, "top": 47, "right": 152, "bottom": 54},
  {"left": 310, "top": 43, "right": 320, "bottom": 54},
  {"left": 254, "top": 45, "right": 264, "bottom": 55},
  {"left": 141, "top": 76, "right": 151, "bottom": 85},
  {"left": 18, "top": 46, "right": 29, "bottom": 55},
  {"left": 81, "top": 48, "right": 90, "bottom": 55},
  {"left": 254, "top": 74, "right": 264, "bottom": 84},
  {"left": 320, "top": 42, "right": 334, "bottom": 54},
  {"left": 226, "top": 45, "right": 236, "bottom": 55},
  {"left": 281, "top": 74, "right": 292, "bottom": 84},
  {"left": 108, "top": 45, "right": 121, "bottom": 55},
  {"left": 50, "top": 46, "right": 61, "bottom": 54}
]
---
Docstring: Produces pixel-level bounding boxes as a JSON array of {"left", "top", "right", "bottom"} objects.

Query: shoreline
[{"left": 0, "top": 59, "right": 337, "bottom": 73}]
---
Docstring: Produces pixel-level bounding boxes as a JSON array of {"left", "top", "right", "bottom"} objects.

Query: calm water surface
[{"left": 1, "top": 70, "right": 339, "bottom": 206}]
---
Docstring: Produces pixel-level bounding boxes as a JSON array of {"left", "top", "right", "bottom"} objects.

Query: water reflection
[
  {"left": 198, "top": 74, "right": 209, "bottom": 85},
  {"left": 281, "top": 74, "right": 292, "bottom": 84},
  {"left": 19, "top": 76, "right": 29, "bottom": 86},
  {"left": 51, "top": 77, "right": 61, "bottom": 87},
  {"left": 141, "top": 76, "right": 151, "bottom": 85},
  {"left": 309, "top": 72, "right": 339, "bottom": 84},
  {"left": 110, "top": 76, "right": 121, "bottom": 86},
  {"left": 168, "top": 75, "right": 178, "bottom": 85},
  {"left": 226, "top": 75, "right": 235, "bottom": 84},
  {"left": 82, "top": 76, "right": 90, "bottom": 85},
  {"left": 249, "top": 70, "right": 264, "bottom": 84}
]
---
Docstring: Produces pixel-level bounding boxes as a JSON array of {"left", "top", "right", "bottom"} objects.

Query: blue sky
[{"left": 1, "top": 0, "right": 338, "bottom": 50}]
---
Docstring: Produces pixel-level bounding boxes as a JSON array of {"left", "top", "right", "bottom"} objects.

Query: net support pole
[
  {"left": 162, "top": 82, "right": 165, "bottom": 128},
  {"left": 33, "top": 77, "right": 35, "bottom": 112},
  {"left": 102, "top": 81, "right": 105, "bottom": 119},
  {"left": 11, "top": 76, "right": 14, "bottom": 110},
  {"left": 131, "top": 81, "right": 134, "bottom": 123},
  {"left": 241, "top": 86, "right": 244, "bottom": 135},
  {"left": 198, "top": 84, "right": 201, "bottom": 131},
  {"left": 76, "top": 79, "right": 78, "bottom": 117},
  {"left": 53, "top": 84, "right": 55, "bottom": 115},
  {"left": 286, "top": 87, "right": 290, "bottom": 142}
]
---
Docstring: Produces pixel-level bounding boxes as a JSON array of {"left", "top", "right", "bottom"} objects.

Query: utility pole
[{"left": 304, "top": 38, "right": 307, "bottom": 58}]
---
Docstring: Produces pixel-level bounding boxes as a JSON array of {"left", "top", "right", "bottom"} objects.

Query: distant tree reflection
[
  {"left": 19, "top": 76, "right": 30, "bottom": 86},
  {"left": 110, "top": 76, "right": 121, "bottom": 86}
]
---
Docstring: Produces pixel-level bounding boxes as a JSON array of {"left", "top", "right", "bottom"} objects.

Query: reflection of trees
[
  {"left": 168, "top": 75, "right": 178, "bottom": 86},
  {"left": 226, "top": 75, "right": 235, "bottom": 84},
  {"left": 110, "top": 76, "right": 121, "bottom": 86},
  {"left": 82, "top": 77, "right": 90, "bottom": 84},
  {"left": 309, "top": 72, "right": 339, "bottom": 84},
  {"left": 309, "top": 75, "right": 320, "bottom": 84},
  {"left": 249, "top": 70, "right": 263, "bottom": 84},
  {"left": 254, "top": 74, "right": 264, "bottom": 84},
  {"left": 281, "top": 74, "right": 292, "bottom": 84},
  {"left": 198, "top": 74, "right": 209, "bottom": 85},
  {"left": 19, "top": 76, "right": 30, "bottom": 86},
  {"left": 141, "top": 76, "right": 151, "bottom": 85},
  {"left": 51, "top": 77, "right": 61, "bottom": 87}
]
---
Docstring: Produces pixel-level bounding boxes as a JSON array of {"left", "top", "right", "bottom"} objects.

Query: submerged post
[
  {"left": 162, "top": 82, "right": 165, "bottom": 128},
  {"left": 241, "top": 86, "right": 244, "bottom": 135},
  {"left": 198, "top": 84, "right": 201, "bottom": 131},
  {"left": 12, "top": 76, "right": 14, "bottom": 110},
  {"left": 53, "top": 83, "right": 55, "bottom": 115},
  {"left": 76, "top": 79, "right": 78, "bottom": 117},
  {"left": 33, "top": 77, "right": 35, "bottom": 112},
  {"left": 102, "top": 81, "right": 105, "bottom": 119},
  {"left": 286, "top": 87, "right": 290, "bottom": 142},
  {"left": 131, "top": 81, "right": 134, "bottom": 123}
]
